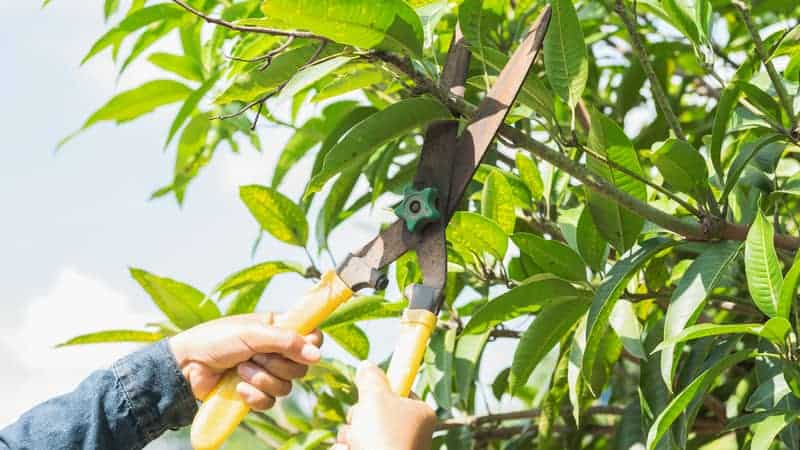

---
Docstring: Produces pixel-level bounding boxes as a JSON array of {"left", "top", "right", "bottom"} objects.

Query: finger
[
  {"left": 236, "top": 382, "right": 275, "bottom": 411},
  {"left": 238, "top": 362, "right": 293, "bottom": 398},
  {"left": 346, "top": 404, "right": 360, "bottom": 424},
  {"left": 305, "top": 329, "right": 323, "bottom": 347},
  {"left": 252, "top": 354, "right": 309, "bottom": 381},
  {"left": 240, "top": 325, "right": 321, "bottom": 364},
  {"left": 330, "top": 444, "right": 349, "bottom": 450},
  {"left": 355, "top": 360, "right": 391, "bottom": 398},
  {"left": 408, "top": 391, "right": 421, "bottom": 401},
  {"left": 336, "top": 425, "right": 351, "bottom": 443}
]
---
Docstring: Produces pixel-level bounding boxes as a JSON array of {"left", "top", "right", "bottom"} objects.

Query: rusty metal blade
[
  {"left": 337, "top": 9, "right": 551, "bottom": 293},
  {"left": 446, "top": 6, "right": 551, "bottom": 216}
]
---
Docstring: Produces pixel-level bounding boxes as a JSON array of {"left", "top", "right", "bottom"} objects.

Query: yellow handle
[
  {"left": 190, "top": 271, "right": 353, "bottom": 450},
  {"left": 385, "top": 309, "right": 438, "bottom": 397}
]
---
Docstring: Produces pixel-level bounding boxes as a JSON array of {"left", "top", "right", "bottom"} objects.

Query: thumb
[{"left": 355, "top": 361, "right": 391, "bottom": 398}]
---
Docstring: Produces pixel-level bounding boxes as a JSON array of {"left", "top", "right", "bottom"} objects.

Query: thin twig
[
  {"left": 614, "top": 0, "right": 686, "bottom": 141},
  {"left": 436, "top": 406, "right": 623, "bottom": 431},
  {"left": 214, "top": 41, "right": 329, "bottom": 124},
  {"left": 171, "top": 0, "right": 322, "bottom": 39},
  {"left": 580, "top": 143, "right": 703, "bottom": 218},
  {"left": 375, "top": 51, "right": 800, "bottom": 251},
  {"left": 226, "top": 37, "right": 296, "bottom": 71},
  {"left": 733, "top": 1, "right": 796, "bottom": 131}
]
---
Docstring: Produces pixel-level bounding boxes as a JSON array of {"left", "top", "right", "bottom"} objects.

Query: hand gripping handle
[
  {"left": 190, "top": 271, "right": 353, "bottom": 450},
  {"left": 385, "top": 309, "right": 438, "bottom": 397}
]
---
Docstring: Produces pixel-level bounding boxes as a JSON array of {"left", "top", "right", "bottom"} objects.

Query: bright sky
[{"left": 0, "top": 2, "right": 521, "bottom": 447}]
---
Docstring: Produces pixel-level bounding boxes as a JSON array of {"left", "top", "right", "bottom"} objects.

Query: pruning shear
[{"left": 190, "top": 7, "right": 552, "bottom": 450}]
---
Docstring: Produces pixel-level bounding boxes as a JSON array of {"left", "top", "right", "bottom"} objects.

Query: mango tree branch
[
  {"left": 435, "top": 406, "right": 624, "bottom": 431},
  {"left": 171, "top": 0, "right": 323, "bottom": 39},
  {"left": 614, "top": 0, "right": 686, "bottom": 141},
  {"left": 733, "top": 0, "right": 796, "bottom": 132}
]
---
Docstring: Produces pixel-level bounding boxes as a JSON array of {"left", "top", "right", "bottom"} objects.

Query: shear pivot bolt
[{"left": 394, "top": 186, "right": 441, "bottom": 233}]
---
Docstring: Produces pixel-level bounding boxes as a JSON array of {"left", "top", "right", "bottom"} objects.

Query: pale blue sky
[{"left": 0, "top": 2, "right": 521, "bottom": 445}]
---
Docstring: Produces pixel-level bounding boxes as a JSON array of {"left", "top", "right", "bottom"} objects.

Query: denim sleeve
[{"left": 0, "top": 340, "right": 197, "bottom": 450}]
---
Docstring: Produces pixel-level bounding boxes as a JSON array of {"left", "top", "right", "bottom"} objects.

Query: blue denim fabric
[{"left": 0, "top": 340, "right": 197, "bottom": 449}]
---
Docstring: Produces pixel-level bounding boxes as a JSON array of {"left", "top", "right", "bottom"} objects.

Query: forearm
[{"left": 0, "top": 340, "right": 197, "bottom": 450}]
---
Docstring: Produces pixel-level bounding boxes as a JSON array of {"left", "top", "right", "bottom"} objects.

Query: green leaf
[
  {"left": 462, "top": 274, "right": 589, "bottom": 335},
  {"left": 148, "top": 52, "right": 204, "bottom": 82},
  {"left": 661, "top": 241, "right": 742, "bottom": 387},
  {"left": 454, "top": 331, "right": 491, "bottom": 409},
  {"left": 72, "top": 80, "right": 191, "bottom": 140},
  {"left": 544, "top": 0, "right": 588, "bottom": 110},
  {"left": 308, "top": 97, "right": 450, "bottom": 194},
  {"left": 720, "top": 132, "right": 785, "bottom": 202},
  {"left": 216, "top": 44, "right": 322, "bottom": 104},
  {"left": 710, "top": 83, "right": 741, "bottom": 179},
  {"left": 423, "top": 328, "right": 456, "bottom": 410},
  {"left": 576, "top": 207, "right": 608, "bottom": 273},
  {"left": 660, "top": 0, "right": 712, "bottom": 50},
  {"left": 216, "top": 261, "right": 305, "bottom": 297},
  {"left": 118, "top": 20, "right": 179, "bottom": 77},
  {"left": 130, "top": 268, "right": 221, "bottom": 329},
  {"left": 57, "top": 330, "right": 163, "bottom": 347},
  {"left": 586, "top": 111, "right": 647, "bottom": 252},
  {"left": 459, "top": 0, "right": 503, "bottom": 85},
  {"left": 567, "top": 315, "right": 588, "bottom": 424},
  {"left": 260, "top": 0, "right": 424, "bottom": 57},
  {"left": 473, "top": 164, "right": 532, "bottom": 209},
  {"left": 746, "top": 212, "right": 784, "bottom": 318},
  {"left": 516, "top": 153, "right": 545, "bottom": 201},
  {"left": 325, "top": 324, "right": 370, "bottom": 360},
  {"left": 646, "top": 349, "right": 759, "bottom": 450},
  {"left": 166, "top": 73, "right": 221, "bottom": 148},
  {"left": 225, "top": 282, "right": 268, "bottom": 316},
  {"left": 482, "top": 170, "right": 517, "bottom": 234},
  {"left": 512, "top": 232, "right": 586, "bottom": 282},
  {"left": 751, "top": 412, "right": 800, "bottom": 450},
  {"left": 276, "top": 56, "right": 354, "bottom": 103},
  {"left": 448, "top": 211, "right": 508, "bottom": 261},
  {"left": 583, "top": 238, "right": 675, "bottom": 382},
  {"left": 104, "top": 0, "right": 120, "bottom": 19},
  {"left": 315, "top": 168, "right": 360, "bottom": 251},
  {"left": 321, "top": 296, "right": 404, "bottom": 328},
  {"left": 609, "top": 300, "right": 646, "bottom": 359},
  {"left": 273, "top": 102, "right": 358, "bottom": 188},
  {"left": 476, "top": 46, "right": 556, "bottom": 123},
  {"left": 240, "top": 185, "right": 309, "bottom": 246},
  {"left": 81, "top": 4, "right": 184, "bottom": 64},
  {"left": 314, "top": 65, "right": 387, "bottom": 102},
  {"left": 510, "top": 297, "right": 588, "bottom": 392},
  {"left": 652, "top": 139, "right": 709, "bottom": 202},
  {"left": 655, "top": 322, "right": 783, "bottom": 352},
  {"left": 779, "top": 251, "right": 800, "bottom": 321}
]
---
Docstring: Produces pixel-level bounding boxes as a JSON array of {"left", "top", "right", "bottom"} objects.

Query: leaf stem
[
  {"left": 171, "top": 0, "right": 323, "bottom": 39},
  {"left": 614, "top": 0, "right": 686, "bottom": 141},
  {"left": 733, "top": 0, "right": 796, "bottom": 131}
]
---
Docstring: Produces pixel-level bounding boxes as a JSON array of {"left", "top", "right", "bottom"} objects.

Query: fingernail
[
  {"left": 238, "top": 363, "right": 256, "bottom": 379},
  {"left": 301, "top": 344, "right": 321, "bottom": 361}
]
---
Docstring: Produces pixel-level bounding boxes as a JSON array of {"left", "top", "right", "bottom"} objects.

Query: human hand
[
  {"left": 332, "top": 361, "right": 436, "bottom": 450},
  {"left": 169, "top": 313, "right": 322, "bottom": 410}
]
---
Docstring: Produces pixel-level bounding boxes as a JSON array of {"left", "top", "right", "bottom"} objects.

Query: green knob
[{"left": 394, "top": 186, "right": 441, "bottom": 232}]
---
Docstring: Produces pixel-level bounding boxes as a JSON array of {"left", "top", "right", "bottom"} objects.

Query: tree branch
[
  {"left": 734, "top": 0, "right": 796, "bottom": 131},
  {"left": 614, "top": 0, "right": 686, "bottom": 141},
  {"left": 171, "top": 0, "right": 323, "bottom": 39},
  {"left": 435, "top": 406, "right": 623, "bottom": 431}
]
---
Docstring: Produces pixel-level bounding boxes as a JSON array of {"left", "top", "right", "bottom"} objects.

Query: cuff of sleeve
[{"left": 112, "top": 339, "right": 198, "bottom": 441}]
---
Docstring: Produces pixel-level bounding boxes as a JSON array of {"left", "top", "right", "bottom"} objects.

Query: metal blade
[{"left": 446, "top": 6, "right": 551, "bottom": 217}]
